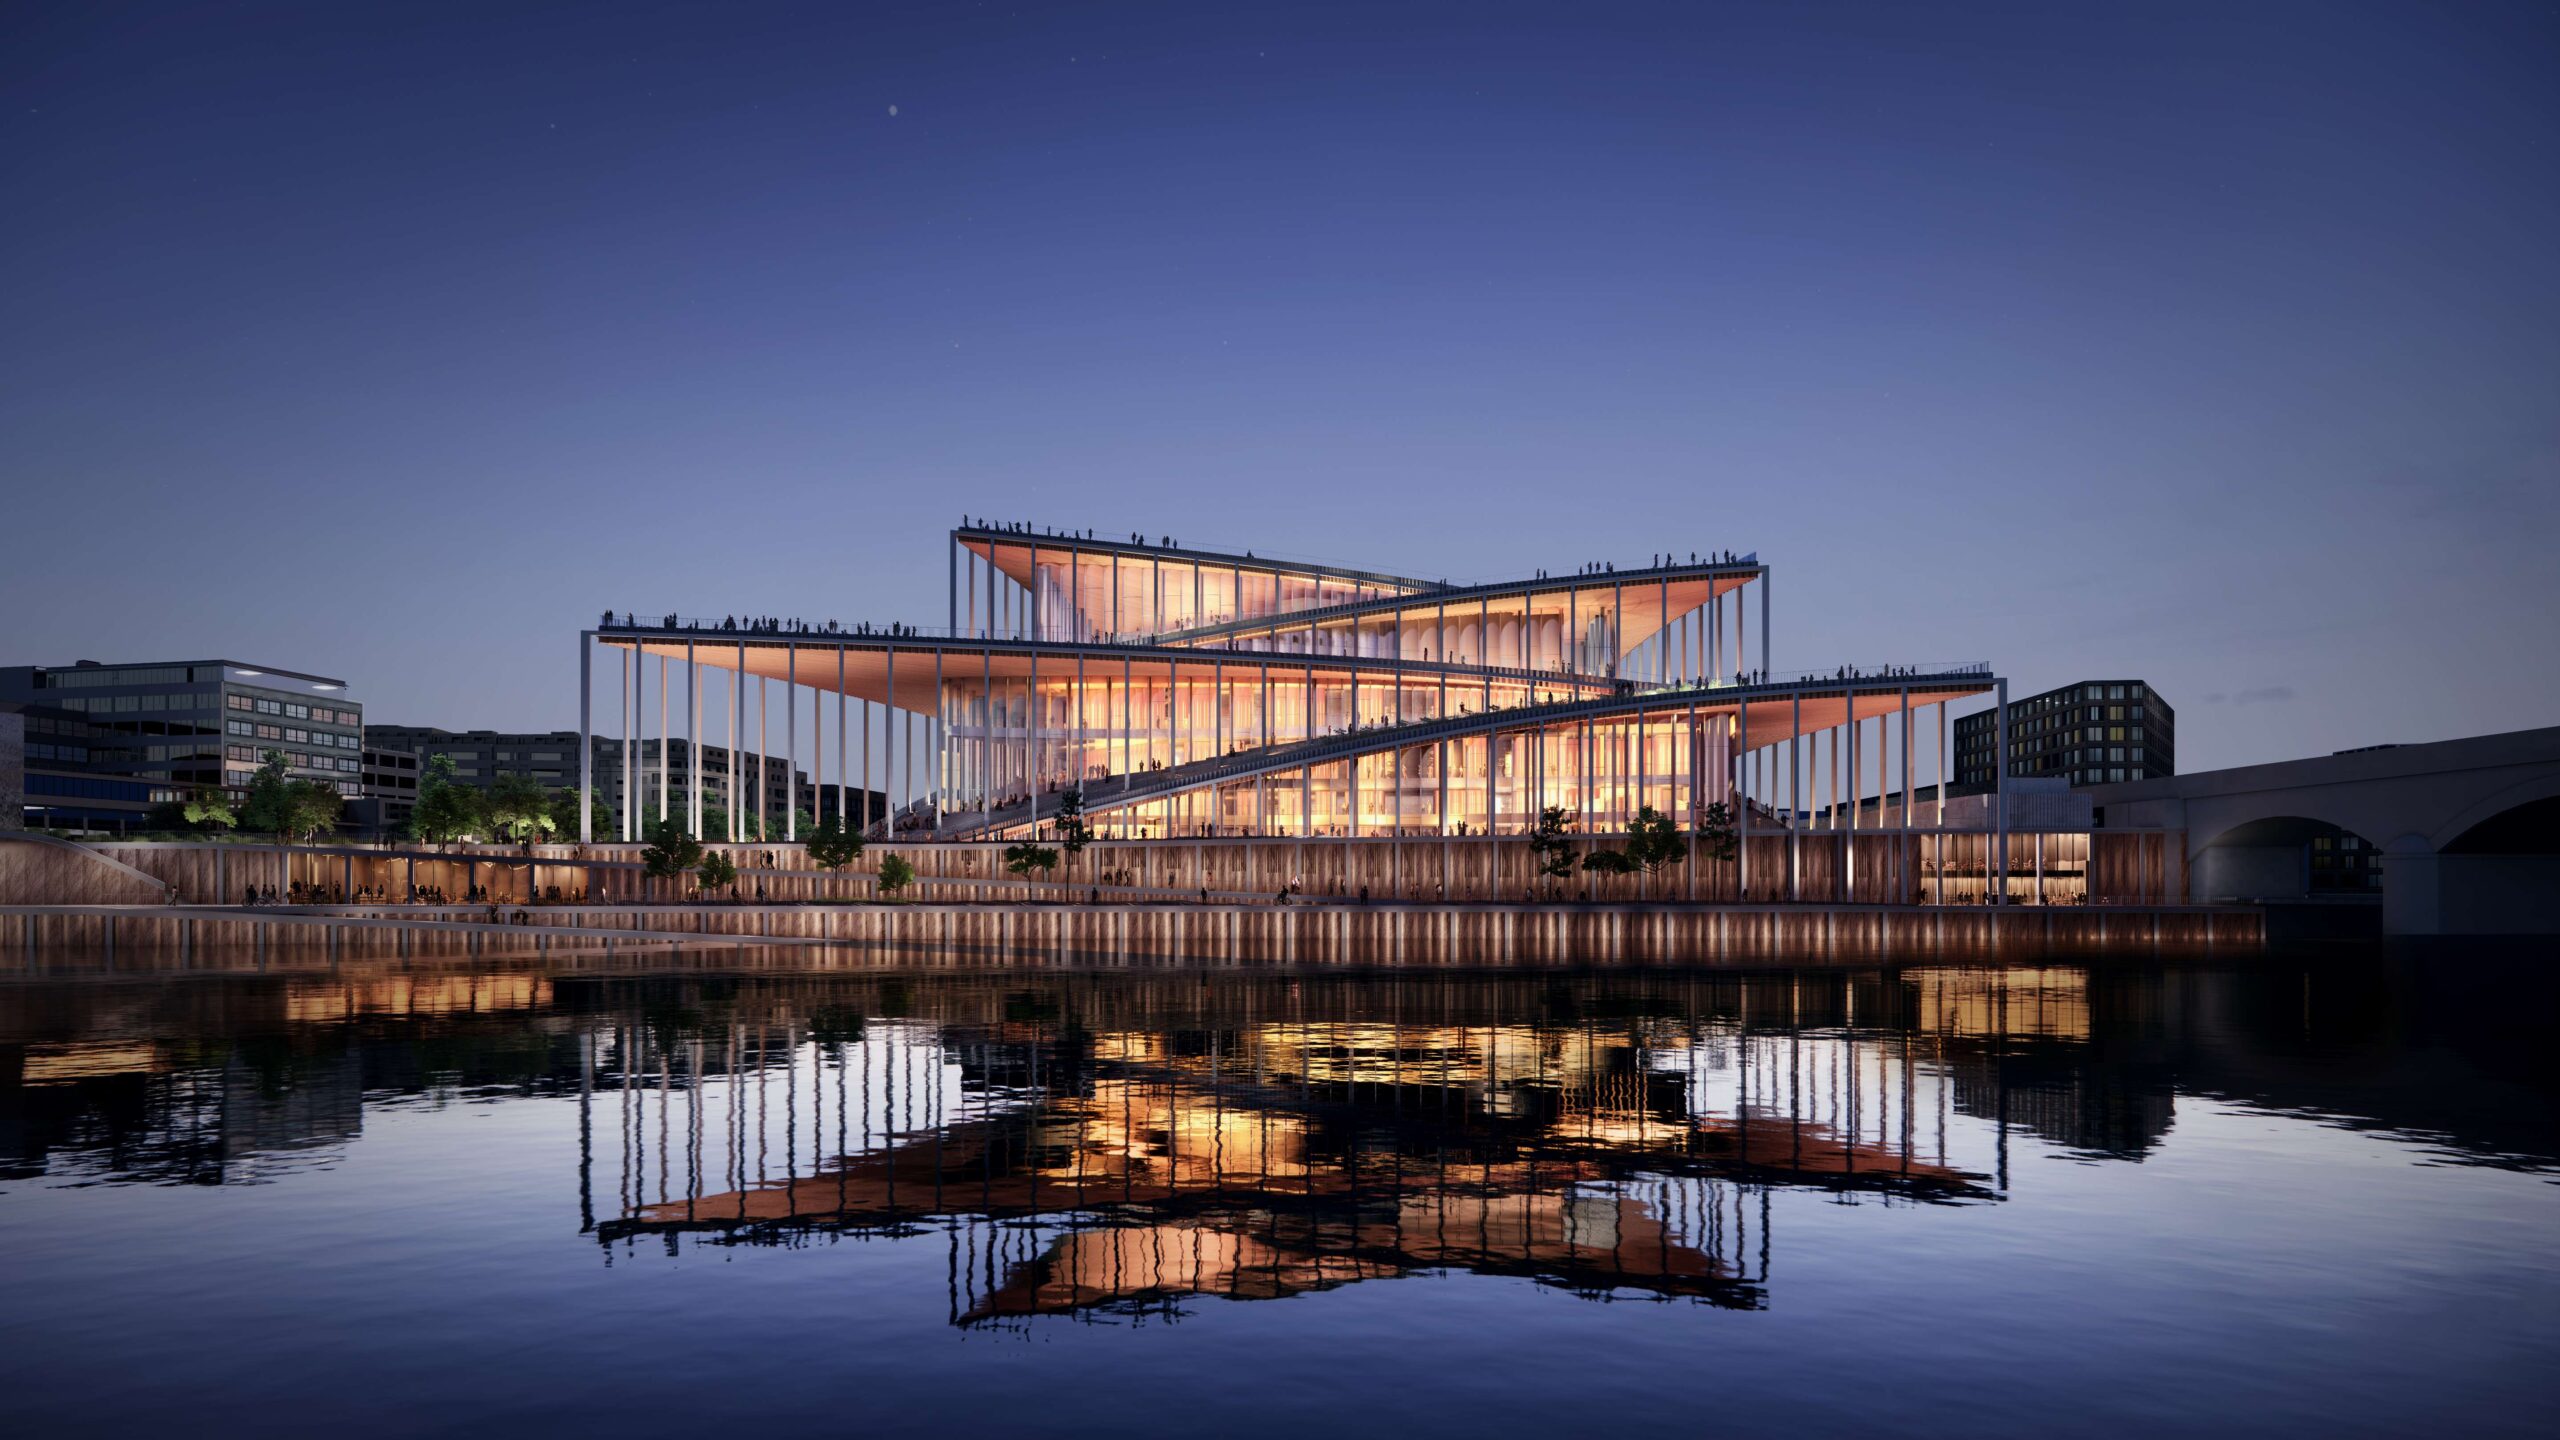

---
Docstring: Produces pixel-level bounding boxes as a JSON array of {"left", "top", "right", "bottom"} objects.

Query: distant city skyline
[{"left": 5, "top": 1, "right": 2555, "bottom": 772}]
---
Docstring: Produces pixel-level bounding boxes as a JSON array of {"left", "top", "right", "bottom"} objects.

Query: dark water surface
[{"left": 3, "top": 944, "right": 2554, "bottom": 1438}]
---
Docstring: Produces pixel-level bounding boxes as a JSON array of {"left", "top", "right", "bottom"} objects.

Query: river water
[{"left": 3, "top": 944, "right": 2553, "bottom": 1437}]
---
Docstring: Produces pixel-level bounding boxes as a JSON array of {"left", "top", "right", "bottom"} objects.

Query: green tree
[
  {"left": 1582, "top": 849, "right": 1636, "bottom": 876},
  {"left": 1004, "top": 841, "right": 1059, "bottom": 887},
  {"left": 279, "top": 779, "right": 343, "bottom": 844},
  {"left": 183, "top": 787, "right": 238, "bottom": 832},
  {"left": 805, "top": 815, "right": 863, "bottom": 879},
  {"left": 146, "top": 799, "right": 191, "bottom": 832},
  {"left": 696, "top": 849, "right": 740, "bottom": 898},
  {"left": 237, "top": 750, "right": 296, "bottom": 836},
  {"left": 1051, "top": 787, "right": 1094, "bottom": 877},
  {"left": 1697, "top": 801, "right": 1739, "bottom": 864},
  {"left": 485, "top": 773, "right": 556, "bottom": 843},
  {"left": 876, "top": 852, "right": 915, "bottom": 900},
  {"left": 1626, "top": 805, "right": 1686, "bottom": 877},
  {"left": 546, "top": 786, "right": 611, "bottom": 842},
  {"left": 409, "top": 755, "right": 484, "bottom": 843},
  {"left": 1527, "top": 805, "right": 1579, "bottom": 899},
  {"left": 640, "top": 818, "right": 704, "bottom": 896}
]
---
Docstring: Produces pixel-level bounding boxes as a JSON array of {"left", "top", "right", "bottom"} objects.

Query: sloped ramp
[{"left": 0, "top": 834, "right": 176, "bottom": 905}]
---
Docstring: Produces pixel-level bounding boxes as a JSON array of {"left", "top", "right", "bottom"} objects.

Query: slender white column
[
  {"left": 1900, "top": 685, "right": 1914, "bottom": 830},
  {"left": 836, "top": 647, "right": 847, "bottom": 828},
  {"left": 618, "top": 645, "right": 631, "bottom": 841},
  {"left": 1760, "top": 566, "right": 1772, "bottom": 677},
  {"left": 1788, "top": 692, "right": 1801, "bottom": 902},
  {"left": 1937, "top": 699, "right": 1948, "bottom": 827},
  {"left": 786, "top": 646, "right": 797, "bottom": 842},
  {"left": 1679, "top": 696, "right": 1699, "bottom": 896},
  {"left": 1735, "top": 699, "right": 1750, "bottom": 899},
  {"left": 578, "top": 632, "right": 592, "bottom": 843},
  {"left": 1611, "top": 581, "right": 1623, "bottom": 679},
  {"left": 657, "top": 654, "right": 669, "bottom": 824},
  {"left": 731, "top": 646, "right": 743, "bottom": 841},
  {"left": 1848, "top": 706, "right": 1865, "bottom": 899},
  {"left": 1861, "top": 713, "right": 1871, "bottom": 829},
  {"left": 686, "top": 641, "right": 701, "bottom": 837},
  {"left": 1736, "top": 582, "right": 1748, "bottom": 681},
  {"left": 933, "top": 646, "right": 945, "bottom": 830},
  {"left": 756, "top": 675, "right": 767, "bottom": 842}
]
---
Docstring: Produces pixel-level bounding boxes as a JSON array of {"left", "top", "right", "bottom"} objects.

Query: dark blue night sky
[{"left": 5, "top": 1, "right": 2555, "bottom": 765}]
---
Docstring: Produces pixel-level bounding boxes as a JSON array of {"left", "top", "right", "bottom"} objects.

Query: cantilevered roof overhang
[
  {"left": 955, "top": 527, "right": 1446, "bottom": 598},
  {"left": 596, "top": 628, "right": 1625, "bottom": 715},
  {"left": 1157, "top": 560, "right": 1763, "bottom": 659}
]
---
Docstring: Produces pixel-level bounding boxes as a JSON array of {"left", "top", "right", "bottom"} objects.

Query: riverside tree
[
  {"left": 485, "top": 773, "right": 555, "bottom": 843},
  {"left": 409, "top": 755, "right": 484, "bottom": 843},
  {"left": 640, "top": 818, "right": 704, "bottom": 896},
  {"left": 546, "top": 786, "right": 611, "bottom": 842},
  {"left": 1528, "top": 806, "right": 1579, "bottom": 899},
  {"left": 183, "top": 787, "right": 237, "bottom": 833},
  {"left": 1052, "top": 787, "right": 1094, "bottom": 877},
  {"left": 696, "top": 850, "right": 739, "bottom": 898},
  {"left": 876, "top": 853, "right": 915, "bottom": 900},
  {"left": 1004, "top": 841, "right": 1059, "bottom": 888},
  {"left": 239, "top": 750, "right": 343, "bottom": 843},
  {"left": 805, "top": 816, "right": 863, "bottom": 877},
  {"left": 1627, "top": 805, "right": 1685, "bottom": 876},
  {"left": 1698, "top": 801, "right": 1739, "bottom": 864}
]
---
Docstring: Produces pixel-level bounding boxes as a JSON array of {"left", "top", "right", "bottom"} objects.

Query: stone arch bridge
[{"left": 2086, "top": 725, "right": 2560, "bottom": 936}]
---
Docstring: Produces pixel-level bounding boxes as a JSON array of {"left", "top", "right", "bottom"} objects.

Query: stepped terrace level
[
  {"left": 948, "top": 525, "right": 1770, "bottom": 686},
  {"left": 580, "top": 521, "right": 2061, "bottom": 899}
]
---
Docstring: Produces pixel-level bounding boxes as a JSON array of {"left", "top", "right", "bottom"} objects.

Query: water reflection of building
[
  {"left": 7, "top": 955, "right": 2553, "bottom": 1307},
  {"left": 0, "top": 971, "right": 557, "bottom": 1183},
  {"left": 582, "top": 979, "right": 2023, "bottom": 1324}
]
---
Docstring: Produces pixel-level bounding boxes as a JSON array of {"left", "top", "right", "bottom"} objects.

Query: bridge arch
[
  {"left": 2189, "top": 814, "right": 2386, "bottom": 903},
  {"left": 2430, "top": 773, "right": 2560, "bottom": 854}
]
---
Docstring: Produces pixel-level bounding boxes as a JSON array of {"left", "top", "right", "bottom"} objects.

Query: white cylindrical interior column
[
  {"left": 786, "top": 646, "right": 797, "bottom": 842},
  {"left": 578, "top": 632, "right": 593, "bottom": 843}
]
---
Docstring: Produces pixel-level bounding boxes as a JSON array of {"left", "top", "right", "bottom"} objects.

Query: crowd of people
[
  {"left": 604, "top": 610, "right": 922, "bottom": 638},
  {"left": 967, "top": 516, "right": 1182, "bottom": 548},
  {"left": 242, "top": 882, "right": 590, "bottom": 907}
]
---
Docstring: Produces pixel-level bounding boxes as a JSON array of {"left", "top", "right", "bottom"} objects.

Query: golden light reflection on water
[{"left": 8, "top": 953, "right": 2554, "bottom": 1328}]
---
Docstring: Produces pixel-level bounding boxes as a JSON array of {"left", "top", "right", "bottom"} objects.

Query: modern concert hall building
[{"left": 581, "top": 522, "right": 2180, "bottom": 905}]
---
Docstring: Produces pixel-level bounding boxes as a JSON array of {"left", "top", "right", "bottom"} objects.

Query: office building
[
  {"left": 363, "top": 726, "right": 870, "bottom": 836},
  {"left": 0, "top": 659, "right": 363, "bottom": 829},
  {"left": 1954, "top": 680, "right": 2173, "bottom": 790},
  {"left": 346, "top": 746, "right": 424, "bottom": 836}
]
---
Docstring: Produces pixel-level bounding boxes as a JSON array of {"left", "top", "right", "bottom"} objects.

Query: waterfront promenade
[{"left": 0, "top": 897, "right": 2260, "bottom": 966}]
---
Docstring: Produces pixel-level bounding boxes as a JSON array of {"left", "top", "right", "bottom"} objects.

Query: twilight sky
[{"left": 4, "top": 1, "right": 2556, "bottom": 770}]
